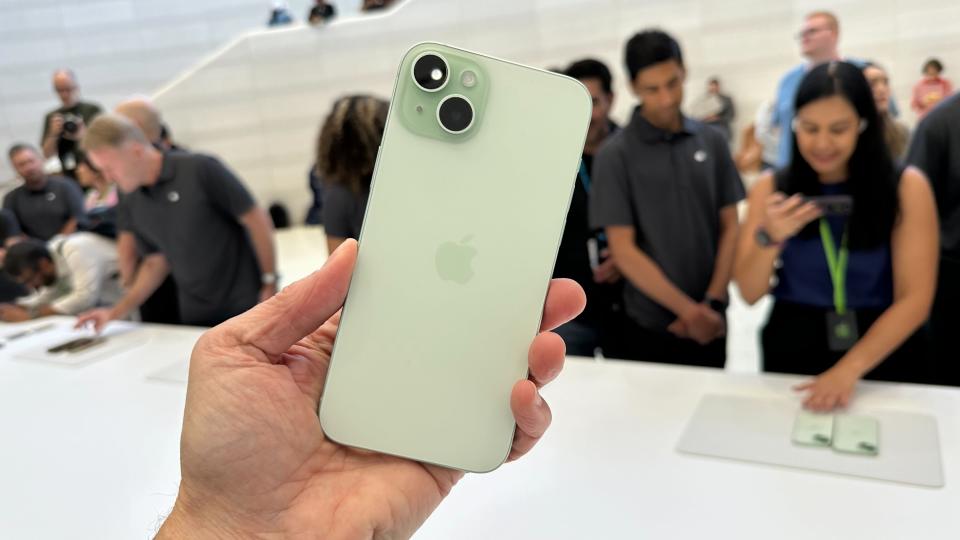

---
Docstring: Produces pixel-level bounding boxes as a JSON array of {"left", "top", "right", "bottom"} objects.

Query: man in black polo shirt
[
  {"left": 907, "top": 93, "right": 960, "bottom": 386},
  {"left": 552, "top": 58, "right": 625, "bottom": 357},
  {"left": 590, "top": 30, "right": 745, "bottom": 367},
  {"left": 114, "top": 97, "right": 182, "bottom": 325},
  {"left": 76, "top": 114, "right": 278, "bottom": 329},
  {"left": 3, "top": 144, "right": 86, "bottom": 241},
  {"left": 40, "top": 69, "right": 103, "bottom": 179}
]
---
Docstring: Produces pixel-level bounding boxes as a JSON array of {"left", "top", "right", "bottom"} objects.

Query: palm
[{"left": 182, "top": 313, "right": 461, "bottom": 537}]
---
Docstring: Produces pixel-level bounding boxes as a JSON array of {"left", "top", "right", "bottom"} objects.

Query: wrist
[
  {"left": 157, "top": 502, "right": 245, "bottom": 540},
  {"left": 703, "top": 295, "right": 729, "bottom": 314},
  {"left": 676, "top": 298, "right": 700, "bottom": 320},
  {"left": 833, "top": 355, "right": 870, "bottom": 380},
  {"left": 157, "top": 490, "right": 262, "bottom": 540}
]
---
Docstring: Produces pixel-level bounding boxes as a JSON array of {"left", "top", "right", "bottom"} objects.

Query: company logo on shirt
[
  {"left": 694, "top": 150, "right": 708, "bottom": 162},
  {"left": 45, "top": 192, "right": 56, "bottom": 202},
  {"left": 167, "top": 191, "right": 180, "bottom": 203}
]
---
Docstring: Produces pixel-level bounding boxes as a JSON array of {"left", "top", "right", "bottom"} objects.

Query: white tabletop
[
  {"left": 1, "top": 316, "right": 957, "bottom": 539},
  {"left": 0, "top": 318, "right": 960, "bottom": 539}
]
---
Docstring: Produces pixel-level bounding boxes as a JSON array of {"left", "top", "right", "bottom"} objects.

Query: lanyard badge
[{"left": 820, "top": 219, "right": 858, "bottom": 351}]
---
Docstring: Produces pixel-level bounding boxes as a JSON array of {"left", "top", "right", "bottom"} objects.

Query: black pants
[
  {"left": 930, "top": 253, "right": 960, "bottom": 386},
  {"left": 762, "top": 301, "right": 932, "bottom": 384},
  {"left": 139, "top": 275, "right": 181, "bottom": 325},
  {"left": 612, "top": 316, "right": 726, "bottom": 368}
]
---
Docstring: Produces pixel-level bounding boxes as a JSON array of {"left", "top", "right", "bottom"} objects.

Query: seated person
[{"left": 0, "top": 234, "right": 122, "bottom": 321}]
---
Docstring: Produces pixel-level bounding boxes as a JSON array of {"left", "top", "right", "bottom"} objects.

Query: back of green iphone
[
  {"left": 318, "top": 42, "right": 591, "bottom": 472},
  {"left": 833, "top": 415, "right": 880, "bottom": 456},
  {"left": 791, "top": 410, "right": 835, "bottom": 447}
]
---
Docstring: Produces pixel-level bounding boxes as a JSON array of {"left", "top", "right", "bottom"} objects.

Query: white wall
[
  {"left": 147, "top": 0, "right": 960, "bottom": 218},
  {"left": 3, "top": 0, "right": 959, "bottom": 217},
  {"left": 0, "top": 0, "right": 365, "bottom": 186}
]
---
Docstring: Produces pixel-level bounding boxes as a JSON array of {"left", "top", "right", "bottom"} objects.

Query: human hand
[
  {"left": 48, "top": 114, "right": 64, "bottom": 138},
  {"left": 793, "top": 364, "right": 860, "bottom": 412},
  {"left": 156, "top": 240, "right": 586, "bottom": 539},
  {"left": 672, "top": 303, "right": 725, "bottom": 345},
  {"left": 762, "top": 192, "right": 822, "bottom": 244},
  {"left": 74, "top": 307, "right": 115, "bottom": 333},
  {"left": 592, "top": 249, "right": 621, "bottom": 284}
]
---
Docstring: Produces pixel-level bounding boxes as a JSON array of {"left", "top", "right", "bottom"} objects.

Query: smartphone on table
[{"left": 318, "top": 42, "right": 591, "bottom": 472}]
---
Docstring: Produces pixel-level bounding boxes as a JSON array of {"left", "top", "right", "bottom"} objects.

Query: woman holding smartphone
[{"left": 734, "top": 62, "right": 939, "bottom": 411}]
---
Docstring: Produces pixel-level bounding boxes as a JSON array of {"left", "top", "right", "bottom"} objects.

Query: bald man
[
  {"left": 41, "top": 69, "right": 103, "bottom": 178},
  {"left": 115, "top": 97, "right": 164, "bottom": 145}
]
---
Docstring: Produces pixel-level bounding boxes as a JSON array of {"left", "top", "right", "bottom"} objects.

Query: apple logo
[{"left": 435, "top": 235, "right": 477, "bottom": 284}]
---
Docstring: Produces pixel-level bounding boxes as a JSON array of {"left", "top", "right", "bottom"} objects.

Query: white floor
[{"left": 275, "top": 226, "right": 771, "bottom": 374}]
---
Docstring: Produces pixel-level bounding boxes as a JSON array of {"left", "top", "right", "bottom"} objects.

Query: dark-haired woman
[
  {"left": 315, "top": 95, "right": 388, "bottom": 254},
  {"left": 734, "top": 62, "right": 939, "bottom": 411}
]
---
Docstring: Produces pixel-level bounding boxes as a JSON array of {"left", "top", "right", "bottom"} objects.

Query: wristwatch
[
  {"left": 755, "top": 227, "right": 783, "bottom": 248},
  {"left": 705, "top": 296, "right": 728, "bottom": 314},
  {"left": 261, "top": 272, "right": 280, "bottom": 286}
]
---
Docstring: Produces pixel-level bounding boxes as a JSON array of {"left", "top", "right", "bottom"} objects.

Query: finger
[
  {"left": 795, "top": 204, "right": 823, "bottom": 224},
  {"left": 767, "top": 192, "right": 786, "bottom": 205},
  {"left": 528, "top": 331, "right": 565, "bottom": 387},
  {"left": 225, "top": 240, "right": 357, "bottom": 356},
  {"left": 539, "top": 278, "right": 586, "bottom": 332},
  {"left": 838, "top": 393, "right": 851, "bottom": 409},
  {"left": 793, "top": 381, "right": 814, "bottom": 392},
  {"left": 508, "top": 380, "right": 552, "bottom": 461},
  {"left": 782, "top": 194, "right": 807, "bottom": 211},
  {"left": 73, "top": 315, "right": 89, "bottom": 330}
]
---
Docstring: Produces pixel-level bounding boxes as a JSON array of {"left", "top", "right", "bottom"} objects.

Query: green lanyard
[{"left": 819, "top": 219, "right": 849, "bottom": 315}]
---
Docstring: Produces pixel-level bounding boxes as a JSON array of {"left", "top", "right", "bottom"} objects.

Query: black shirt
[
  {"left": 123, "top": 152, "right": 260, "bottom": 326},
  {"left": 907, "top": 93, "right": 960, "bottom": 257},
  {"left": 2, "top": 176, "right": 86, "bottom": 241},
  {"left": 0, "top": 208, "right": 21, "bottom": 244},
  {"left": 323, "top": 182, "right": 368, "bottom": 240},
  {"left": 553, "top": 122, "right": 622, "bottom": 324},
  {"left": 590, "top": 107, "right": 745, "bottom": 331}
]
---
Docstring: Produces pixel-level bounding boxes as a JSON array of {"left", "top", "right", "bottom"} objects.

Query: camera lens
[
  {"left": 437, "top": 95, "right": 474, "bottom": 134},
  {"left": 412, "top": 53, "right": 449, "bottom": 92}
]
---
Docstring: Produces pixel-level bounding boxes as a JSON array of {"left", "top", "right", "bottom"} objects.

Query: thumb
[{"left": 225, "top": 239, "right": 358, "bottom": 356}]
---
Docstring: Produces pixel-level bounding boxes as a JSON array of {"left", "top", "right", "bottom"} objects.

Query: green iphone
[
  {"left": 318, "top": 42, "right": 591, "bottom": 472},
  {"left": 791, "top": 410, "right": 835, "bottom": 447},
  {"left": 833, "top": 415, "right": 880, "bottom": 456}
]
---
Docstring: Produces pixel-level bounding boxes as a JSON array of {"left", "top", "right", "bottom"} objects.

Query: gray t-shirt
[
  {"left": 123, "top": 152, "right": 260, "bottom": 326},
  {"left": 322, "top": 182, "right": 368, "bottom": 240},
  {"left": 590, "top": 107, "right": 745, "bottom": 331},
  {"left": 2, "top": 176, "right": 86, "bottom": 241}
]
